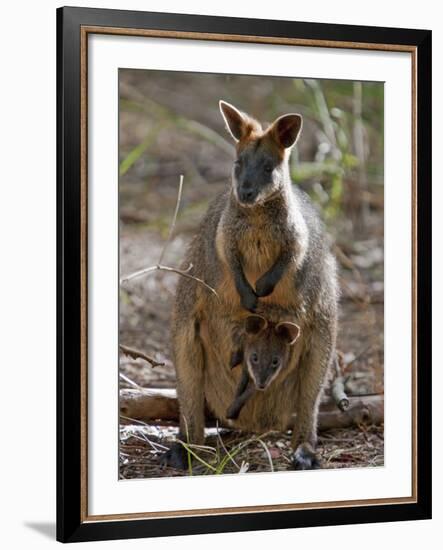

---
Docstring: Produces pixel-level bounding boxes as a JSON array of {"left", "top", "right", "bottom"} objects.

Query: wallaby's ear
[
  {"left": 245, "top": 315, "right": 268, "bottom": 335},
  {"left": 270, "top": 113, "right": 303, "bottom": 149},
  {"left": 275, "top": 321, "right": 300, "bottom": 346},
  {"left": 219, "top": 100, "right": 247, "bottom": 142}
]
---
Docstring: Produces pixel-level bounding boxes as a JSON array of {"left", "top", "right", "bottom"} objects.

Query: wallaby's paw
[
  {"left": 230, "top": 349, "right": 244, "bottom": 369},
  {"left": 241, "top": 291, "right": 258, "bottom": 312},
  {"left": 161, "top": 442, "right": 188, "bottom": 470},
  {"left": 255, "top": 277, "right": 275, "bottom": 298},
  {"left": 291, "top": 444, "right": 321, "bottom": 470},
  {"left": 226, "top": 404, "right": 240, "bottom": 420}
]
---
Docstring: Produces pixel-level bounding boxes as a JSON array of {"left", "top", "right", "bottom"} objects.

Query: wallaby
[
  {"left": 215, "top": 101, "right": 309, "bottom": 313},
  {"left": 164, "top": 100, "right": 338, "bottom": 471},
  {"left": 226, "top": 314, "right": 300, "bottom": 420}
]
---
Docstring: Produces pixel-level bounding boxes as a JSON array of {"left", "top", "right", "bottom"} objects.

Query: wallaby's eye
[
  {"left": 271, "top": 357, "right": 280, "bottom": 368},
  {"left": 234, "top": 158, "right": 242, "bottom": 175},
  {"left": 264, "top": 163, "right": 273, "bottom": 174},
  {"left": 250, "top": 352, "right": 259, "bottom": 364}
]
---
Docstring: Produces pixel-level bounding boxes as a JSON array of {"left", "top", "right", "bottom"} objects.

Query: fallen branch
[
  {"left": 119, "top": 344, "right": 165, "bottom": 368},
  {"left": 331, "top": 377, "right": 350, "bottom": 412},
  {"left": 119, "top": 388, "right": 384, "bottom": 431},
  {"left": 317, "top": 394, "right": 383, "bottom": 430},
  {"left": 119, "top": 175, "right": 218, "bottom": 298},
  {"left": 331, "top": 352, "right": 350, "bottom": 411},
  {"left": 120, "top": 388, "right": 178, "bottom": 420}
]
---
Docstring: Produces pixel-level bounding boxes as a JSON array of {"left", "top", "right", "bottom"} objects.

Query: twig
[
  {"left": 159, "top": 265, "right": 218, "bottom": 297},
  {"left": 344, "top": 343, "right": 375, "bottom": 369},
  {"left": 119, "top": 344, "right": 165, "bottom": 368},
  {"left": 119, "top": 372, "right": 142, "bottom": 390},
  {"left": 238, "top": 461, "right": 249, "bottom": 473},
  {"left": 331, "top": 376, "right": 350, "bottom": 412},
  {"left": 120, "top": 263, "right": 190, "bottom": 284},
  {"left": 120, "top": 414, "right": 152, "bottom": 426},
  {"left": 127, "top": 430, "right": 169, "bottom": 453},
  {"left": 176, "top": 440, "right": 218, "bottom": 473},
  {"left": 331, "top": 356, "right": 349, "bottom": 412},
  {"left": 121, "top": 264, "right": 218, "bottom": 297},
  {"left": 119, "top": 175, "right": 218, "bottom": 298},
  {"left": 216, "top": 421, "right": 240, "bottom": 470},
  {"left": 158, "top": 175, "right": 183, "bottom": 266},
  {"left": 331, "top": 353, "right": 349, "bottom": 412},
  {"left": 255, "top": 437, "right": 275, "bottom": 473}
]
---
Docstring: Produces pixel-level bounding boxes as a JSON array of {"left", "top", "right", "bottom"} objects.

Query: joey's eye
[
  {"left": 271, "top": 357, "right": 280, "bottom": 368},
  {"left": 234, "top": 158, "right": 242, "bottom": 167},
  {"left": 250, "top": 353, "right": 259, "bottom": 364}
]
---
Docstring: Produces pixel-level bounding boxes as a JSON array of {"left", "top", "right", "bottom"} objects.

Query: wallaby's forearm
[
  {"left": 230, "top": 349, "right": 244, "bottom": 368},
  {"left": 228, "top": 248, "right": 258, "bottom": 312},
  {"left": 226, "top": 372, "right": 255, "bottom": 420},
  {"left": 255, "top": 249, "right": 293, "bottom": 297},
  {"left": 234, "top": 366, "right": 250, "bottom": 396}
]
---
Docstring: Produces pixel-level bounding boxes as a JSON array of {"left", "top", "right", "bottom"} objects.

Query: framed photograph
[{"left": 57, "top": 6, "right": 432, "bottom": 543}]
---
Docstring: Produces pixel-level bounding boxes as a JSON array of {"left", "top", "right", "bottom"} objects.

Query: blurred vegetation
[{"left": 119, "top": 69, "right": 383, "bottom": 239}]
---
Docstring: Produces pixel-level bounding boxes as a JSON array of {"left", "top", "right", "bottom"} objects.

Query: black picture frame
[{"left": 57, "top": 6, "right": 432, "bottom": 543}]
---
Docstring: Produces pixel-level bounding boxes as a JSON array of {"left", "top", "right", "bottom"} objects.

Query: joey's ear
[
  {"left": 275, "top": 322, "right": 300, "bottom": 346},
  {"left": 245, "top": 315, "right": 268, "bottom": 335},
  {"left": 270, "top": 114, "right": 303, "bottom": 149},
  {"left": 219, "top": 100, "right": 247, "bottom": 142}
]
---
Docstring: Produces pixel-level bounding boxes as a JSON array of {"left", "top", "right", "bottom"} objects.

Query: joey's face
[
  {"left": 233, "top": 144, "right": 285, "bottom": 207},
  {"left": 242, "top": 315, "right": 301, "bottom": 391},
  {"left": 246, "top": 343, "right": 287, "bottom": 391}
]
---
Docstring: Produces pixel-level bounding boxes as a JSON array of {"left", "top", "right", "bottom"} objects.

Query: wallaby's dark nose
[{"left": 239, "top": 184, "right": 255, "bottom": 203}]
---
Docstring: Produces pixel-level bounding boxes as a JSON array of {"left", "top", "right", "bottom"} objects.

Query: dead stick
[
  {"left": 120, "top": 388, "right": 178, "bottom": 421},
  {"left": 331, "top": 377, "right": 350, "bottom": 412},
  {"left": 331, "top": 353, "right": 350, "bottom": 411},
  {"left": 119, "top": 388, "right": 384, "bottom": 431},
  {"left": 120, "top": 263, "right": 218, "bottom": 297},
  {"left": 119, "top": 344, "right": 165, "bottom": 368}
]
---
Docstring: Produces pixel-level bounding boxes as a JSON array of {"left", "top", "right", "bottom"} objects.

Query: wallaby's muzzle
[{"left": 237, "top": 182, "right": 258, "bottom": 205}]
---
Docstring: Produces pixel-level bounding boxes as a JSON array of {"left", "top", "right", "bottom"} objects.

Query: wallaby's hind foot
[
  {"left": 161, "top": 441, "right": 189, "bottom": 470},
  {"left": 291, "top": 443, "right": 321, "bottom": 470}
]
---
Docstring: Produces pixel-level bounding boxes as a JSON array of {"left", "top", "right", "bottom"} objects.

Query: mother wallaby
[{"left": 164, "top": 101, "right": 338, "bottom": 470}]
